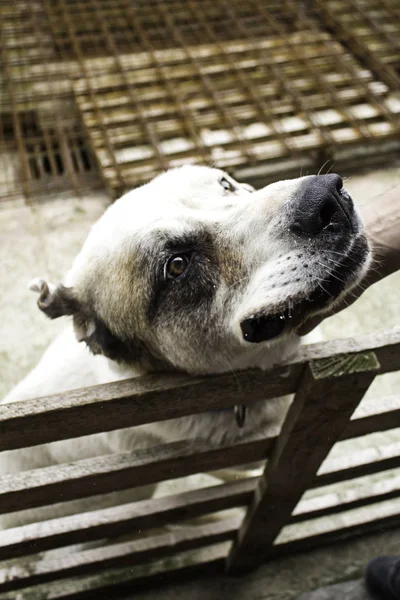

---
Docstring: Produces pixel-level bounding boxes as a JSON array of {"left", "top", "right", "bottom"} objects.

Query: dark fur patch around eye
[{"left": 147, "top": 230, "right": 219, "bottom": 323}]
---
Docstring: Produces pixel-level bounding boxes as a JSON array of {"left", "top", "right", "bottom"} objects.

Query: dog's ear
[
  {"left": 29, "top": 278, "right": 80, "bottom": 319},
  {"left": 29, "top": 277, "right": 136, "bottom": 362},
  {"left": 29, "top": 277, "right": 96, "bottom": 342}
]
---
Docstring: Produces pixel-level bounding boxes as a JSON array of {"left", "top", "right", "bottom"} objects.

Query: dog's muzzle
[{"left": 238, "top": 174, "right": 369, "bottom": 344}]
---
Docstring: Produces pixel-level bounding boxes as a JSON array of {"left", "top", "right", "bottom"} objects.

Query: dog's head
[{"left": 31, "top": 166, "right": 370, "bottom": 374}]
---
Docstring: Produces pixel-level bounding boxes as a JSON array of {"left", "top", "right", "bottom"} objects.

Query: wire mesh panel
[
  {"left": 1, "top": 0, "right": 400, "bottom": 202},
  {"left": 315, "top": 0, "right": 400, "bottom": 91},
  {"left": 0, "top": 0, "right": 101, "bottom": 202},
  {"left": 53, "top": 0, "right": 400, "bottom": 196}
]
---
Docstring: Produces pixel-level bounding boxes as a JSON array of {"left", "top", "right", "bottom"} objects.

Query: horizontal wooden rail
[
  {"left": 342, "top": 405, "right": 400, "bottom": 440},
  {"left": 0, "top": 330, "right": 399, "bottom": 595},
  {"left": 2, "top": 501, "right": 400, "bottom": 598},
  {"left": 275, "top": 500, "right": 400, "bottom": 557},
  {"left": 0, "top": 367, "right": 302, "bottom": 453},
  {"left": 314, "top": 449, "right": 400, "bottom": 488},
  {"left": 0, "top": 544, "right": 229, "bottom": 600},
  {"left": 0, "top": 328, "right": 399, "bottom": 452},
  {"left": 0, "top": 437, "right": 271, "bottom": 514},
  {"left": 292, "top": 472, "right": 400, "bottom": 523},
  {"left": 1, "top": 402, "right": 398, "bottom": 518},
  {"left": 0, "top": 518, "right": 241, "bottom": 593},
  {"left": 2, "top": 444, "right": 399, "bottom": 564},
  {"left": 0, "top": 478, "right": 256, "bottom": 560}
]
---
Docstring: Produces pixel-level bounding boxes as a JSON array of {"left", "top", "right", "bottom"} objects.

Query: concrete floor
[
  {"left": 1, "top": 165, "right": 400, "bottom": 599},
  {"left": 118, "top": 529, "right": 400, "bottom": 600}
]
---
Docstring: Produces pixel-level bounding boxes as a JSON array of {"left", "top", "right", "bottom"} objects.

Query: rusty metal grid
[
  {"left": 1, "top": 0, "right": 400, "bottom": 203},
  {"left": 315, "top": 0, "right": 400, "bottom": 91},
  {"left": 0, "top": 1, "right": 101, "bottom": 202},
  {"left": 60, "top": 0, "right": 400, "bottom": 195}
]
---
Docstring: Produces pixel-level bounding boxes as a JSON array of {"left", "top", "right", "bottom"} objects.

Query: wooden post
[{"left": 226, "top": 351, "right": 379, "bottom": 572}]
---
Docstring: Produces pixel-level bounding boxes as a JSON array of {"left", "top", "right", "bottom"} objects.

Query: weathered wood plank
[
  {"left": 3, "top": 506, "right": 400, "bottom": 598},
  {"left": 276, "top": 499, "right": 400, "bottom": 556},
  {"left": 1, "top": 396, "right": 396, "bottom": 560},
  {"left": 2, "top": 422, "right": 399, "bottom": 561},
  {"left": 290, "top": 328, "right": 400, "bottom": 370},
  {"left": 0, "top": 366, "right": 303, "bottom": 452},
  {"left": 0, "top": 518, "right": 240, "bottom": 593},
  {"left": 0, "top": 437, "right": 270, "bottom": 514},
  {"left": 314, "top": 441, "right": 400, "bottom": 487},
  {"left": 0, "top": 544, "right": 229, "bottom": 600},
  {"left": 0, "top": 478, "right": 256, "bottom": 560},
  {"left": 285, "top": 511, "right": 400, "bottom": 554},
  {"left": 0, "top": 328, "right": 399, "bottom": 453},
  {"left": 292, "top": 471, "right": 400, "bottom": 523},
  {"left": 342, "top": 405, "right": 400, "bottom": 440},
  {"left": 2, "top": 508, "right": 398, "bottom": 599},
  {"left": 226, "top": 350, "right": 379, "bottom": 571}
]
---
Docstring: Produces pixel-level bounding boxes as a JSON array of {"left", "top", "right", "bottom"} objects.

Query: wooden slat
[
  {"left": 1, "top": 328, "right": 399, "bottom": 452},
  {"left": 275, "top": 499, "right": 400, "bottom": 557},
  {"left": 0, "top": 478, "right": 256, "bottom": 560},
  {"left": 0, "top": 437, "right": 270, "bottom": 514},
  {"left": 314, "top": 442, "right": 400, "bottom": 487},
  {"left": 0, "top": 366, "right": 303, "bottom": 452},
  {"left": 280, "top": 512, "right": 400, "bottom": 555},
  {"left": 1, "top": 394, "right": 396, "bottom": 560},
  {"left": 2, "top": 509, "right": 399, "bottom": 599},
  {"left": 0, "top": 518, "right": 240, "bottom": 593},
  {"left": 342, "top": 405, "right": 400, "bottom": 440},
  {"left": 0, "top": 544, "right": 229, "bottom": 600},
  {"left": 226, "top": 350, "right": 379, "bottom": 571},
  {"left": 292, "top": 471, "right": 400, "bottom": 523},
  {"left": 289, "top": 327, "right": 400, "bottom": 371},
  {"left": 2, "top": 422, "right": 399, "bottom": 561}
]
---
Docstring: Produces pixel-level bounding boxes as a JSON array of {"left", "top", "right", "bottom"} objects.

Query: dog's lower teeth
[{"left": 240, "top": 314, "right": 286, "bottom": 343}]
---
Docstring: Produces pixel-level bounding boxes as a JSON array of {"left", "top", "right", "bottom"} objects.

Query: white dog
[{"left": 1, "top": 166, "right": 370, "bottom": 529}]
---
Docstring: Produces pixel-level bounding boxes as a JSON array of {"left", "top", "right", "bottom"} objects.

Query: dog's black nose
[{"left": 290, "top": 174, "right": 356, "bottom": 236}]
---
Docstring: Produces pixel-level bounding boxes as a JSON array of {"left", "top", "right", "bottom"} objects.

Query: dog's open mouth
[{"left": 240, "top": 234, "right": 369, "bottom": 344}]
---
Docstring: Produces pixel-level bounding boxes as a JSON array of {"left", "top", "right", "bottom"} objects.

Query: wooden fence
[{"left": 0, "top": 328, "right": 400, "bottom": 598}]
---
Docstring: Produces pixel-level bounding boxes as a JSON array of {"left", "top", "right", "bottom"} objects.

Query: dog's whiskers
[
  {"left": 326, "top": 162, "right": 335, "bottom": 174},
  {"left": 317, "top": 159, "right": 332, "bottom": 176},
  {"left": 316, "top": 280, "right": 332, "bottom": 297},
  {"left": 315, "top": 262, "right": 347, "bottom": 285},
  {"left": 326, "top": 249, "right": 361, "bottom": 266}
]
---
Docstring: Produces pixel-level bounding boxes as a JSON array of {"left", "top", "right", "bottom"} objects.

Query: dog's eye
[
  {"left": 165, "top": 255, "right": 191, "bottom": 279},
  {"left": 220, "top": 176, "right": 237, "bottom": 193}
]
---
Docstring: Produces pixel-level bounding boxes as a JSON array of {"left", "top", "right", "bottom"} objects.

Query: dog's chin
[{"left": 240, "top": 234, "right": 370, "bottom": 344}]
